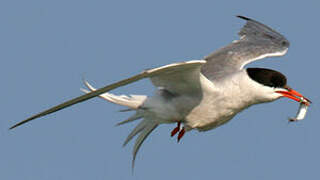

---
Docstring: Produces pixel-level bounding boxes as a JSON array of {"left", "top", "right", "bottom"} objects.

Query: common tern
[{"left": 10, "top": 16, "right": 311, "bottom": 167}]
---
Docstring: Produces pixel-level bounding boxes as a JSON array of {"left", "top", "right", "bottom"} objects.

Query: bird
[{"left": 10, "top": 15, "right": 311, "bottom": 168}]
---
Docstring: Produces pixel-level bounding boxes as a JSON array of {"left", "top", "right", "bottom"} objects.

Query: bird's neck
[{"left": 216, "top": 70, "right": 272, "bottom": 111}]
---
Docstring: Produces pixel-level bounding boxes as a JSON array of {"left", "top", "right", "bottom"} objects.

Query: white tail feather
[
  {"left": 82, "top": 80, "right": 147, "bottom": 109},
  {"left": 116, "top": 110, "right": 143, "bottom": 126},
  {"left": 81, "top": 79, "right": 159, "bottom": 168},
  {"left": 132, "top": 121, "right": 158, "bottom": 169},
  {"left": 123, "top": 119, "right": 147, "bottom": 146}
]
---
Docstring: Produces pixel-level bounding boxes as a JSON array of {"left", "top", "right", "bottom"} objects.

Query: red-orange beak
[{"left": 276, "top": 87, "right": 311, "bottom": 106}]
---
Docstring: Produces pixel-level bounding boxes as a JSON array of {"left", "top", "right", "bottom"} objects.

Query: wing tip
[
  {"left": 236, "top": 15, "right": 251, "bottom": 21},
  {"left": 9, "top": 124, "right": 18, "bottom": 130},
  {"left": 9, "top": 119, "right": 29, "bottom": 130}
]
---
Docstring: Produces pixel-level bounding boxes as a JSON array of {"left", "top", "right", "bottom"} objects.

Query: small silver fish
[{"left": 289, "top": 101, "right": 309, "bottom": 122}]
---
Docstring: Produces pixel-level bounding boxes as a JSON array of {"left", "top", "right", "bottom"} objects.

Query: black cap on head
[{"left": 246, "top": 68, "right": 287, "bottom": 88}]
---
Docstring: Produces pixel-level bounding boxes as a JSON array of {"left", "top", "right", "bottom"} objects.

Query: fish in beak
[{"left": 275, "top": 86, "right": 311, "bottom": 122}]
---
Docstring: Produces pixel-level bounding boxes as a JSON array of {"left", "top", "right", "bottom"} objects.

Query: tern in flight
[{"left": 10, "top": 16, "right": 311, "bottom": 167}]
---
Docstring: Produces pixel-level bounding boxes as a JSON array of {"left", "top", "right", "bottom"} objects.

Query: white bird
[{"left": 10, "top": 16, "right": 311, "bottom": 167}]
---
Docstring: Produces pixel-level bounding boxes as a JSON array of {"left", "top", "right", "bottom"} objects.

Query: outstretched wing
[
  {"left": 148, "top": 60, "right": 207, "bottom": 94},
  {"left": 201, "top": 15, "right": 290, "bottom": 81},
  {"left": 10, "top": 60, "right": 206, "bottom": 129}
]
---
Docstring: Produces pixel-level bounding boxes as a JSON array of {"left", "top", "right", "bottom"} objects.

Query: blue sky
[{"left": 1, "top": 0, "right": 319, "bottom": 179}]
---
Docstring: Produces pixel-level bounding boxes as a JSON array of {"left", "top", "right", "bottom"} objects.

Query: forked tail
[{"left": 81, "top": 80, "right": 158, "bottom": 169}]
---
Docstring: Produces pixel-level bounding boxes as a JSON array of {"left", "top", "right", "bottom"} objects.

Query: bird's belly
[
  {"left": 195, "top": 115, "right": 235, "bottom": 131},
  {"left": 185, "top": 107, "right": 237, "bottom": 131},
  {"left": 184, "top": 94, "right": 247, "bottom": 132}
]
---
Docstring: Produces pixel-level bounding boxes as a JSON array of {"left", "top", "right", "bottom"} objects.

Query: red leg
[
  {"left": 177, "top": 128, "right": 185, "bottom": 142},
  {"left": 171, "top": 122, "right": 181, "bottom": 137}
]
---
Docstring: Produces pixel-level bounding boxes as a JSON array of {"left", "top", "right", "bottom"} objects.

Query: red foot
[
  {"left": 177, "top": 128, "right": 185, "bottom": 142},
  {"left": 171, "top": 122, "right": 181, "bottom": 137}
]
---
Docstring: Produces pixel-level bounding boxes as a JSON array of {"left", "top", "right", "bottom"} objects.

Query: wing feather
[
  {"left": 202, "top": 16, "right": 289, "bottom": 81},
  {"left": 10, "top": 60, "right": 206, "bottom": 129}
]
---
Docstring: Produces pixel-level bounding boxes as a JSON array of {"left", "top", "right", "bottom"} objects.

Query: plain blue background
[{"left": 1, "top": 0, "right": 319, "bottom": 179}]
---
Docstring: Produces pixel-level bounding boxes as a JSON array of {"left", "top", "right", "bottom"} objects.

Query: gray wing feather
[
  {"left": 237, "top": 15, "right": 288, "bottom": 42},
  {"left": 9, "top": 72, "right": 149, "bottom": 129},
  {"left": 202, "top": 16, "right": 290, "bottom": 81},
  {"left": 10, "top": 60, "right": 205, "bottom": 129}
]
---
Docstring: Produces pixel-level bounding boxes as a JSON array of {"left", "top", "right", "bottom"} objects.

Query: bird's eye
[{"left": 281, "top": 41, "right": 287, "bottom": 46}]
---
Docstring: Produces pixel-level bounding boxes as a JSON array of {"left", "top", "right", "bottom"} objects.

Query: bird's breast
[
  {"left": 184, "top": 96, "right": 244, "bottom": 131},
  {"left": 184, "top": 79, "right": 254, "bottom": 131}
]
